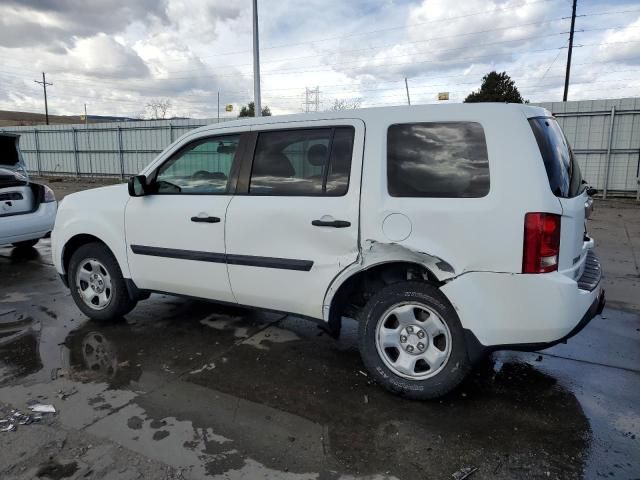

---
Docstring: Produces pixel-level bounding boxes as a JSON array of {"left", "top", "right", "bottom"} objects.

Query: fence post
[
  {"left": 33, "top": 129, "right": 42, "bottom": 176},
  {"left": 169, "top": 123, "right": 174, "bottom": 143},
  {"left": 72, "top": 127, "right": 80, "bottom": 177},
  {"left": 603, "top": 106, "right": 616, "bottom": 199},
  {"left": 117, "top": 126, "right": 125, "bottom": 180}
]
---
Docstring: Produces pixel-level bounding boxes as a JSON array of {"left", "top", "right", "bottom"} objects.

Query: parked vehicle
[
  {"left": 52, "top": 104, "right": 604, "bottom": 399},
  {"left": 0, "top": 134, "right": 57, "bottom": 248}
]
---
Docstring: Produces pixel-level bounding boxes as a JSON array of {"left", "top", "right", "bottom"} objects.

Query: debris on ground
[
  {"left": 29, "top": 404, "right": 56, "bottom": 413},
  {"left": 57, "top": 387, "right": 78, "bottom": 400},
  {"left": 189, "top": 363, "right": 216, "bottom": 374},
  {"left": 452, "top": 466, "right": 478, "bottom": 479},
  {"left": 0, "top": 407, "right": 49, "bottom": 432},
  {"left": 364, "top": 394, "right": 369, "bottom": 404}
]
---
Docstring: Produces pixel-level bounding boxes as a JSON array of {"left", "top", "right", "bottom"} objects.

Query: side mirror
[
  {"left": 586, "top": 187, "right": 598, "bottom": 197},
  {"left": 128, "top": 175, "right": 148, "bottom": 197}
]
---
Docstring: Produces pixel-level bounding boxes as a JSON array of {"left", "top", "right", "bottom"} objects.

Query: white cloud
[{"left": 0, "top": 0, "right": 638, "bottom": 118}]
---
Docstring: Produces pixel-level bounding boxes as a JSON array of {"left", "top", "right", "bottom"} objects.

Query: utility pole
[
  {"left": 34, "top": 72, "right": 52, "bottom": 125},
  {"left": 404, "top": 77, "right": 411, "bottom": 105},
  {"left": 252, "top": 0, "right": 262, "bottom": 117},
  {"left": 563, "top": 0, "right": 577, "bottom": 102}
]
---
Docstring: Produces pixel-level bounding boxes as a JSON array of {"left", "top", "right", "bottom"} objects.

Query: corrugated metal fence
[
  {"left": 2, "top": 98, "right": 639, "bottom": 198},
  {"left": 1, "top": 118, "right": 228, "bottom": 178}
]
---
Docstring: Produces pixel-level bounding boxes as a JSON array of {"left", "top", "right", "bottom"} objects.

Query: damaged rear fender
[{"left": 322, "top": 241, "right": 457, "bottom": 322}]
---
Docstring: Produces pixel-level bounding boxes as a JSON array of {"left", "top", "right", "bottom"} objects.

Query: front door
[
  {"left": 225, "top": 120, "right": 364, "bottom": 319},
  {"left": 125, "top": 133, "right": 242, "bottom": 301}
]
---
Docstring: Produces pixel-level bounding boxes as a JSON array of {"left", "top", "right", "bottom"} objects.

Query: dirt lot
[{"left": 0, "top": 180, "right": 638, "bottom": 479}]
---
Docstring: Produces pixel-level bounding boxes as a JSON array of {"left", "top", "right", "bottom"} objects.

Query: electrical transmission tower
[
  {"left": 304, "top": 86, "right": 320, "bottom": 113},
  {"left": 34, "top": 72, "right": 53, "bottom": 125}
]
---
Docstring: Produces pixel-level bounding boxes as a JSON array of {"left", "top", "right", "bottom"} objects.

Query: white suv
[{"left": 52, "top": 104, "right": 604, "bottom": 399}]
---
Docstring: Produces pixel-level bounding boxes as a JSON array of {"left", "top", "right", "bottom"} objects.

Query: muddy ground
[{"left": 0, "top": 179, "right": 638, "bottom": 479}]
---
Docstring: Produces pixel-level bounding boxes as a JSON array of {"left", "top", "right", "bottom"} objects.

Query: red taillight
[{"left": 522, "top": 213, "right": 561, "bottom": 273}]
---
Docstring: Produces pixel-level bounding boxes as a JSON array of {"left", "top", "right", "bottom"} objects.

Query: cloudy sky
[{"left": 0, "top": 0, "right": 639, "bottom": 119}]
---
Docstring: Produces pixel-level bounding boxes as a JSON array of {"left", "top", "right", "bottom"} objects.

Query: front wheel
[
  {"left": 358, "top": 281, "right": 471, "bottom": 400},
  {"left": 68, "top": 242, "right": 137, "bottom": 321}
]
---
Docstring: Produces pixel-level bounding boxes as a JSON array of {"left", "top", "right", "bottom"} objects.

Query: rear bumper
[
  {"left": 463, "top": 288, "right": 605, "bottom": 363},
  {"left": 441, "top": 251, "right": 604, "bottom": 361},
  {"left": 0, "top": 201, "right": 57, "bottom": 246}
]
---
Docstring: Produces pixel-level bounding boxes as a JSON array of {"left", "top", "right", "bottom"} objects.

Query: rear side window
[
  {"left": 387, "top": 122, "right": 490, "bottom": 198},
  {"left": 249, "top": 127, "right": 354, "bottom": 196},
  {"left": 528, "top": 117, "right": 583, "bottom": 198}
]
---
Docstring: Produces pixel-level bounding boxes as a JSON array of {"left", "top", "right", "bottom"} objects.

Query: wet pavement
[{"left": 0, "top": 233, "right": 639, "bottom": 478}]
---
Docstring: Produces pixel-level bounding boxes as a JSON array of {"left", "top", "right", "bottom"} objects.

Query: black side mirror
[
  {"left": 128, "top": 175, "right": 148, "bottom": 197},
  {"left": 586, "top": 187, "right": 598, "bottom": 197}
]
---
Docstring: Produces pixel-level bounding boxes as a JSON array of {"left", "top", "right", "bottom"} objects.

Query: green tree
[
  {"left": 238, "top": 101, "right": 272, "bottom": 117},
  {"left": 464, "top": 71, "right": 526, "bottom": 103}
]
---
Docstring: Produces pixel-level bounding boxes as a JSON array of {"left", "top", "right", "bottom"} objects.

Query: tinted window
[
  {"left": 249, "top": 127, "right": 354, "bottom": 196},
  {"left": 155, "top": 135, "right": 239, "bottom": 194},
  {"left": 387, "top": 122, "right": 490, "bottom": 198},
  {"left": 529, "top": 117, "right": 583, "bottom": 198}
]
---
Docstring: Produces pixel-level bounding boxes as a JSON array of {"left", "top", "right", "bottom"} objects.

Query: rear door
[
  {"left": 224, "top": 119, "right": 364, "bottom": 319},
  {"left": 528, "top": 117, "right": 589, "bottom": 279}
]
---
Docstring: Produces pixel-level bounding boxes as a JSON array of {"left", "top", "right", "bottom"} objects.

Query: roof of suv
[{"left": 192, "top": 103, "right": 551, "bottom": 135}]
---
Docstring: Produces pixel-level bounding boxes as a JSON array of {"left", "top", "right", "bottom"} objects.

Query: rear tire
[
  {"left": 68, "top": 242, "right": 137, "bottom": 321},
  {"left": 358, "top": 281, "right": 470, "bottom": 400},
  {"left": 12, "top": 239, "right": 39, "bottom": 248}
]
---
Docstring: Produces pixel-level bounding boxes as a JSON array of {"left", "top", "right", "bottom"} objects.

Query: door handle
[
  {"left": 312, "top": 219, "right": 351, "bottom": 228},
  {"left": 191, "top": 216, "right": 220, "bottom": 223}
]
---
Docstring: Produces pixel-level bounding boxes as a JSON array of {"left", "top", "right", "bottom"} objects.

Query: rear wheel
[
  {"left": 358, "top": 281, "right": 470, "bottom": 399},
  {"left": 68, "top": 242, "right": 137, "bottom": 321},
  {"left": 12, "top": 239, "right": 39, "bottom": 248}
]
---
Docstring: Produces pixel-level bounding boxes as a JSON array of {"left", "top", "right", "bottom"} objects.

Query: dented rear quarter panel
[{"left": 324, "top": 104, "right": 562, "bottom": 320}]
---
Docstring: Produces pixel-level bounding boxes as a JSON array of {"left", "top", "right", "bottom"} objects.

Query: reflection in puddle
[{"left": 0, "top": 301, "right": 593, "bottom": 479}]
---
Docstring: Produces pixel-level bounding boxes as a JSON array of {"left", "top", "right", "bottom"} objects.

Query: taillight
[
  {"left": 522, "top": 213, "right": 561, "bottom": 273},
  {"left": 43, "top": 185, "right": 56, "bottom": 203}
]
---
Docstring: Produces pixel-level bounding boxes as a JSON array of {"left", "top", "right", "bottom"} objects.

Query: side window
[
  {"left": 249, "top": 127, "right": 354, "bottom": 196},
  {"left": 154, "top": 135, "right": 240, "bottom": 194},
  {"left": 387, "top": 122, "right": 490, "bottom": 198}
]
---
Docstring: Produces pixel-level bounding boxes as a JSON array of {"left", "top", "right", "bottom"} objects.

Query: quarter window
[
  {"left": 249, "top": 127, "right": 354, "bottom": 196},
  {"left": 387, "top": 122, "right": 490, "bottom": 198},
  {"left": 154, "top": 135, "right": 240, "bottom": 194}
]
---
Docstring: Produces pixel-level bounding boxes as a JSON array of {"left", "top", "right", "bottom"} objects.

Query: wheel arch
[
  {"left": 61, "top": 234, "right": 123, "bottom": 282},
  {"left": 324, "top": 259, "right": 446, "bottom": 338}
]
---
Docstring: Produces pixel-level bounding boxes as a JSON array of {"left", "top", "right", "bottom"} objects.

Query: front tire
[
  {"left": 68, "top": 242, "right": 137, "bottom": 321},
  {"left": 358, "top": 281, "right": 470, "bottom": 400}
]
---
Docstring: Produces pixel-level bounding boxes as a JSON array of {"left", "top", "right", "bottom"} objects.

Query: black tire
[
  {"left": 358, "top": 281, "right": 470, "bottom": 400},
  {"left": 12, "top": 239, "right": 39, "bottom": 248},
  {"left": 68, "top": 242, "right": 137, "bottom": 321}
]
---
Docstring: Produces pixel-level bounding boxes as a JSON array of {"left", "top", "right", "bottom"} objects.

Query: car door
[
  {"left": 225, "top": 119, "right": 364, "bottom": 319},
  {"left": 125, "top": 132, "right": 245, "bottom": 301}
]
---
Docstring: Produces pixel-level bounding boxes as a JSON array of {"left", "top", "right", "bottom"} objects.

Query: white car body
[
  {"left": 52, "top": 104, "right": 604, "bottom": 396},
  {"left": 0, "top": 134, "right": 57, "bottom": 247}
]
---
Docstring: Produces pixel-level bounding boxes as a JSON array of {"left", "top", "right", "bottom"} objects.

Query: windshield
[{"left": 529, "top": 117, "right": 583, "bottom": 198}]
